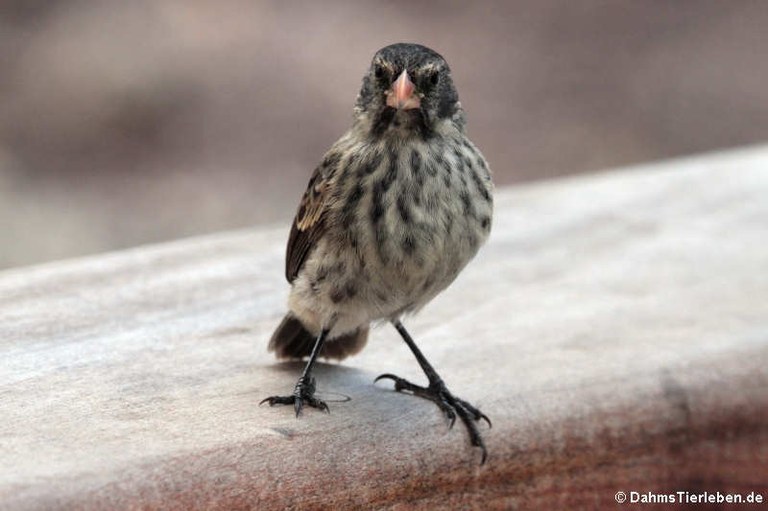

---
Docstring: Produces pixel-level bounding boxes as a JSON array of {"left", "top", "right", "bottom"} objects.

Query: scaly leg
[{"left": 261, "top": 328, "right": 330, "bottom": 416}]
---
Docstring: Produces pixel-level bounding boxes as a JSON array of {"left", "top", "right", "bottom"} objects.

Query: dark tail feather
[{"left": 268, "top": 314, "right": 369, "bottom": 361}]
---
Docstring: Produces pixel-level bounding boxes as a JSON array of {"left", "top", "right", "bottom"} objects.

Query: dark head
[{"left": 354, "top": 43, "right": 463, "bottom": 139}]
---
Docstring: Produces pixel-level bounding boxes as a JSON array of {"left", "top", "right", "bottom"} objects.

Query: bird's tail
[{"left": 268, "top": 314, "right": 369, "bottom": 361}]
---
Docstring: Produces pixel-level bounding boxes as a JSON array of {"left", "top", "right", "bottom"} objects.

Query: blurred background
[{"left": 1, "top": 1, "right": 767, "bottom": 270}]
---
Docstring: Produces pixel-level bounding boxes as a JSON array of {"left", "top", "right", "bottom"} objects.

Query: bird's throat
[{"left": 370, "top": 107, "right": 430, "bottom": 140}]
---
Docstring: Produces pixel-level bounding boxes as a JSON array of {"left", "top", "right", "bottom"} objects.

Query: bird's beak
[{"left": 386, "top": 70, "right": 421, "bottom": 110}]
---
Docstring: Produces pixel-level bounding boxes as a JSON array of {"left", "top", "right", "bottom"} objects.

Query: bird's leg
[
  {"left": 375, "top": 320, "right": 492, "bottom": 463},
  {"left": 261, "top": 328, "right": 330, "bottom": 416}
]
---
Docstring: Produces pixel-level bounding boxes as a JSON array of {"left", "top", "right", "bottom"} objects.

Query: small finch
[{"left": 261, "top": 43, "right": 494, "bottom": 463}]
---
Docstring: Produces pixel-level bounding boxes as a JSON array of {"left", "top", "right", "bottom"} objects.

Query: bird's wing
[{"left": 285, "top": 158, "right": 339, "bottom": 283}]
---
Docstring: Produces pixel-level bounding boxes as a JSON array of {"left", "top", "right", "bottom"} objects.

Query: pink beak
[{"left": 386, "top": 70, "right": 421, "bottom": 110}]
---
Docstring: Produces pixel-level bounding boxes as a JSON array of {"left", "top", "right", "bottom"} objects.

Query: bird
[{"left": 260, "top": 43, "right": 494, "bottom": 463}]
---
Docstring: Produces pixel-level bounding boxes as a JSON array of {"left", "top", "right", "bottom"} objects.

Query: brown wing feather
[{"left": 285, "top": 158, "right": 339, "bottom": 282}]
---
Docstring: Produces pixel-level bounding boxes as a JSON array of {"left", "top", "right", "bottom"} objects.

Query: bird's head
[{"left": 354, "top": 43, "right": 464, "bottom": 140}]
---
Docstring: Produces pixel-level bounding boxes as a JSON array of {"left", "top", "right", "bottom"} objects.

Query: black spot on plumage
[
  {"left": 433, "top": 147, "right": 446, "bottom": 167},
  {"left": 470, "top": 169, "right": 492, "bottom": 202},
  {"left": 402, "top": 234, "right": 416, "bottom": 255},
  {"left": 476, "top": 155, "right": 491, "bottom": 180},
  {"left": 412, "top": 150, "right": 425, "bottom": 186},
  {"left": 397, "top": 193, "right": 411, "bottom": 224},
  {"left": 370, "top": 181, "right": 385, "bottom": 223},
  {"left": 480, "top": 216, "right": 491, "bottom": 230},
  {"left": 323, "top": 152, "right": 341, "bottom": 168},
  {"left": 345, "top": 283, "right": 358, "bottom": 299},
  {"left": 350, "top": 181, "right": 364, "bottom": 201},
  {"left": 341, "top": 183, "right": 364, "bottom": 228},
  {"left": 460, "top": 190, "right": 473, "bottom": 216},
  {"left": 478, "top": 182, "right": 492, "bottom": 204},
  {"left": 411, "top": 149, "right": 421, "bottom": 173},
  {"left": 443, "top": 172, "right": 451, "bottom": 188},
  {"left": 379, "top": 148, "right": 399, "bottom": 192},
  {"left": 357, "top": 150, "right": 382, "bottom": 177},
  {"left": 330, "top": 288, "right": 345, "bottom": 303},
  {"left": 452, "top": 148, "right": 467, "bottom": 173},
  {"left": 371, "top": 175, "right": 391, "bottom": 262}
]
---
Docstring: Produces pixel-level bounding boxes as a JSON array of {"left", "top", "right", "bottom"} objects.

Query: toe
[
  {"left": 294, "top": 398, "right": 303, "bottom": 417},
  {"left": 446, "top": 409, "right": 457, "bottom": 429},
  {"left": 374, "top": 373, "right": 399, "bottom": 384},
  {"left": 479, "top": 445, "right": 488, "bottom": 465}
]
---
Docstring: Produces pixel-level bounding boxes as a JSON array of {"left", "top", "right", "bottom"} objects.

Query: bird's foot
[
  {"left": 260, "top": 375, "right": 329, "bottom": 417},
  {"left": 375, "top": 373, "right": 491, "bottom": 463}
]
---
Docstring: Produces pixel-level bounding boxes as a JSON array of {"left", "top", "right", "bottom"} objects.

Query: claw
[
  {"left": 259, "top": 395, "right": 291, "bottom": 407},
  {"left": 294, "top": 398, "right": 303, "bottom": 417},
  {"left": 374, "top": 373, "right": 398, "bottom": 384},
  {"left": 375, "top": 372, "right": 490, "bottom": 464},
  {"left": 446, "top": 409, "right": 457, "bottom": 429},
  {"left": 261, "top": 377, "right": 330, "bottom": 416}
]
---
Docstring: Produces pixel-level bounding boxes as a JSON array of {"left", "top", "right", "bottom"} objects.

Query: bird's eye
[
  {"left": 374, "top": 64, "right": 386, "bottom": 80},
  {"left": 428, "top": 70, "right": 439, "bottom": 86}
]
